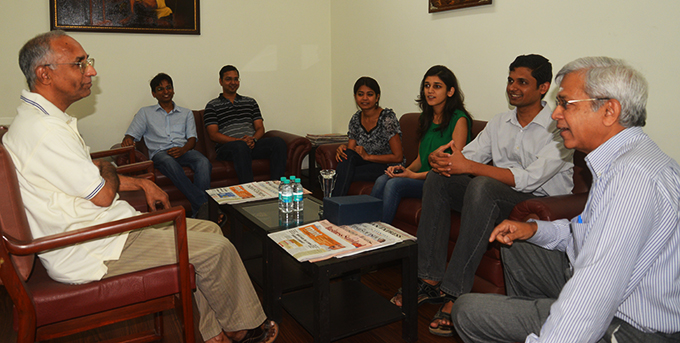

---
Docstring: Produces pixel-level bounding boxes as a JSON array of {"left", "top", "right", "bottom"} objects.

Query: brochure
[
  {"left": 268, "top": 220, "right": 416, "bottom": 262},
  {"left": 207, "top": 180, "right": 310, "bottom": 205}
]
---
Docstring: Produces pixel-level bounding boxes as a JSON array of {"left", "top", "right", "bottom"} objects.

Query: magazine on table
[
  {"left": 206, "top": 180, "right": 310, "bottom": 205},
  {"left": 268, "top": 220, "right": 416, "bottom": 262}
]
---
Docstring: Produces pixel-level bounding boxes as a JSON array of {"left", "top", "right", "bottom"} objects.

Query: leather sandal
[
  {"left": 234, "top": 319, "right": 279, "bottom": 343},
  {"left": 389, "top": 278, "right": 444, "bottom": 307},
  {"left": 428, "top": 303, "right": 454, "bottom": 337}
]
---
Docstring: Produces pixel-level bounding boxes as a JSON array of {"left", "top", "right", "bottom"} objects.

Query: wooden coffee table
[{"left": 209, "top": 196, "right": 417, "bottom": 343}]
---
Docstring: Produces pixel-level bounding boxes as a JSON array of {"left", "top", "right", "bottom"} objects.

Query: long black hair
[{"left": 415, "top": 65, "right": 472, "bottom": 142}]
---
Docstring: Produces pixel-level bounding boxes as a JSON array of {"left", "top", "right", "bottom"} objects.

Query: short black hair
[
  {"left": 509, "top": 54, "right": 553, "bottom": 90},
  {"left": 150, "top": 73, "right": 173, "bottom": 92},
  {"left": 219, "top": 65, "right": 239, "bottom": 79}
]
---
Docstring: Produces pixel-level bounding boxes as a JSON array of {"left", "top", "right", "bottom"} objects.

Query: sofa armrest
[
  {"left": 262, "top": 130, "right": 312, "bottom": 178},
  {"left": 314, "top": 143, "right": 344, "bottom": 171},
  {"left": 509, "top": 192, "right": 589, "bottom": 222}
]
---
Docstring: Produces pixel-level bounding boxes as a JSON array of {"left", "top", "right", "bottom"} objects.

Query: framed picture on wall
[
  {"left": 429, "top": 0, "right": 492, "bottom": 13},
  {"left": 50, "top": 0, "right": 200, "bottom": 34}
]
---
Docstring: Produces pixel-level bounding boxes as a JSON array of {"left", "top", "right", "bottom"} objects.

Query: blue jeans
[
  {"left": 215, "top": 136, "right": 287, "bottom": 184},
  {"left": 370, "top": 174, "right": 424, "bottom": 223},
  {"left": 152, "top": 149, "right": 212, "bottom": 215},
  {"left": 332, "top": 149, "right": 388, "bottom": 197},
  {"left": 417, "top": 172, "right": 536, "bottom": 297}
]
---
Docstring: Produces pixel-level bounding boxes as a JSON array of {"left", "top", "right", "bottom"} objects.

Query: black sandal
[
  {"left": 234, "top": 319, "right": 279, "bottom": 343},
  {"left": 428, "top": 294, "right": 457, "bottom": 337},
  {"left": 390, "top": 278, "right": 445, "bottom": 307}
]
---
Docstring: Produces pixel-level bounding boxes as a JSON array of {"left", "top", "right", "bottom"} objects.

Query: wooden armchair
[{"left": 0, "top": 141, "right": 196, "bottom": 343}]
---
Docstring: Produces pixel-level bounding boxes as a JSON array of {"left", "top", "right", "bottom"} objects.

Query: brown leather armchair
[{"left": 0, "top": 136, "right": 196, "bottom": 343}]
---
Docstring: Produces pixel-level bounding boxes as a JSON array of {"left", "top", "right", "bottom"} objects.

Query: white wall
[
  {"left": 331, "top": 0, "right": 680, "bottom": 162},
  {"left": 2, "top": 0, "right": 679, "bottom": 162},
  {"left": 0, "top": 1, "right": 331, "bottom": 151}
]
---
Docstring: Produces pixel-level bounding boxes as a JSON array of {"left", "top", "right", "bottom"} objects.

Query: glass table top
[{"left": 234, "top": 196, "right": 324, "bottom": 232}]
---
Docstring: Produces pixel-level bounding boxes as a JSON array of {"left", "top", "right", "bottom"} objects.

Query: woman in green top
[{"left": 370, "top": 65, "right": 472, "bottom": 223}]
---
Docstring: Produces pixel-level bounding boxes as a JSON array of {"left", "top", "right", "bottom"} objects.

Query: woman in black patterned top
[{"left": 333, "top": 77, "right": 404, "bottom": 196}]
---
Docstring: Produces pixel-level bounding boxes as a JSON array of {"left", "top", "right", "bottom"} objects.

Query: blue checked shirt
[
  {"left": 125, "top": 103, "right": 197, "bottom": 159},
  {"left": 527, "top": 127, "right": 680, "bottom": 342}
]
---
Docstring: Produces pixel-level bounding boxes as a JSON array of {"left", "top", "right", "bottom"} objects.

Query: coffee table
[{"left": 210, "top": 195, "right": 417, "bottom": 343}]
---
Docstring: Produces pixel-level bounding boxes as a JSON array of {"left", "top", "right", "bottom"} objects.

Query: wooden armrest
[
  {"left": 116, "top": 160, "right": 155, "bottom": 182},
  {"left": 91, "top": 146, "right": 137, "bottom": 163},
  {"left": 4, "top": 206, "right": 186, "bottom": 256}
]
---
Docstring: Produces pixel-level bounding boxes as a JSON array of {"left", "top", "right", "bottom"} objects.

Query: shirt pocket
[{"left": 171, "top": 124, "right": 185, "bottom": 134}]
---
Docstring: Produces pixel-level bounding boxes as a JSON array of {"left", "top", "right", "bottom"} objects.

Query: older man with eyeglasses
[
  {"left": 451, "top": 57, "right": 680, "bottom": 343},
  {"left": 3, "top": 30, "right": 278, "bottom": 343}
]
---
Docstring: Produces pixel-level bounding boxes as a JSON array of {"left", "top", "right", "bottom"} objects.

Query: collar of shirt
[
  {"left": 152, "top": 102, "right": 178, "bottom": 115},
  {"left": 20, "top": 89, "right": 76, "bottom": 126},
  {"left": 504, "top": 100, "right": 553, "bottom": 130},
  {"left": 585, "top": 126, "right": 644, "bottom": 180},
  {"left": 217, "top": 93, "right": 243, "bottom": 103}
]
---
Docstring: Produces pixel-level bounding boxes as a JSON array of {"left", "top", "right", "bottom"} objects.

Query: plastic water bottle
[
  {"left": 278, "top": 177, "right": 286, "bottom": 212},
  {"left": 293, "top": 177, "right": 304, "bottom": 212},
  {"left": 281, "top": 179, "right": 293, "bottom": 214}
]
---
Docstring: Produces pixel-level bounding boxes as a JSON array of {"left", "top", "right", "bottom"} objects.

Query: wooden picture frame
[
  {"left": 50, "top": 0, "right": 200, "bottom": 35},
  {"left": 429, "top": 0, "right": 492, "bottom": 13}
]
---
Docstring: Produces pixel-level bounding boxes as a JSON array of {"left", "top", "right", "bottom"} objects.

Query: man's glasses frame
[
  {"left": 555, "top": 97, "right": 610, "bottom": 110},
  {"left": 43, "top": 58, "right": 95, "bottom": 74}
]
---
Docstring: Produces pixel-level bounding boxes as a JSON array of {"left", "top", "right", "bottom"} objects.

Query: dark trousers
[
  {"left": 216, "top": 136, "right": 287, "bottom": 183},
  {"left": 417, "top": 172, "right": 536, "bottom": 297},
  {"left": 332, "top": 149, "right": 388, "bottom": 197}
]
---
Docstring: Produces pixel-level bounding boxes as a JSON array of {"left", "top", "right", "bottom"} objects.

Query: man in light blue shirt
[
  {"left": 452, "top": 57, "right": 680, "bottom": 343},
  {"left": 123, "top": 73, "right": 211, "bottom": 216}
]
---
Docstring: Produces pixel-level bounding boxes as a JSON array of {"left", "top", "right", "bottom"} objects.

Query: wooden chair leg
[{"left": 153, "top": 312, "right": 164, "bottom": 339}]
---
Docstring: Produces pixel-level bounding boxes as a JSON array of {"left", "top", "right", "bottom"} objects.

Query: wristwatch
[{"left": 253, "top": 137, "right": 258, "bottom": 143}]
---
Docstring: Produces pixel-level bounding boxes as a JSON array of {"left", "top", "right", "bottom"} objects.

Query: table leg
[
  {"left": 263, "top": 238, "right": 282, "bottom": 322},
  {"left": 230, "top": 217, "right": 244, "bottom": 255},
  {"left": 401, "top": 244, "right": 418, "bottom": 342},
  {"left": 313, "top": 267, "right": 331, "bottom": 343}
]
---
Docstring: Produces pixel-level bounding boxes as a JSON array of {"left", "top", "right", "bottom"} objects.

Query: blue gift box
[{"left": 323, "top": 195, "right": 382, "bottom": 225}]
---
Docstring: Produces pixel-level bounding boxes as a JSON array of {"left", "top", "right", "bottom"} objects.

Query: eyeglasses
[
  {"left": 555, "top": 97, "right": 610, "bottom": 110},
  {"left": 155, "top": 85, "right": 173, "bottom": 92},
  {"left": 44, "top": 58, "right": 95, "bottom": 74}
]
